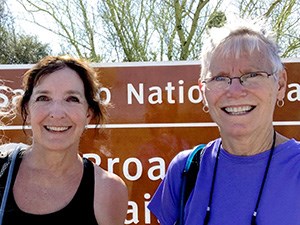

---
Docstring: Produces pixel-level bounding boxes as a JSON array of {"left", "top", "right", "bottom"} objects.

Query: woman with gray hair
[{"left": 148, "top": 17, "right": 300, "bottom": 225}]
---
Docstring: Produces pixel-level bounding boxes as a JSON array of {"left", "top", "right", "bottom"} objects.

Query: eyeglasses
[{"left": 201, "top": 71, "right": 274, "bottom": 90}]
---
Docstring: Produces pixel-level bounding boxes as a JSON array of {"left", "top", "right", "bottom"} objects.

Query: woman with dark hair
[{"left": 0, "top": 55, "right": 128, "bottom": 225}]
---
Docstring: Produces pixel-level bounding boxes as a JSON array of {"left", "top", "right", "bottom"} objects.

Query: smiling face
[
  {"left": 27, "top": 67, "right": 93, "bottom": 151},
  {"left": 200, "top": 48, "right": 286, "bottom": 138}
]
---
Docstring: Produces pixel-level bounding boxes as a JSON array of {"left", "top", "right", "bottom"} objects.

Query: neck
[
  {"left": 220, "top": 130, "right": 276, "bottom": 156},
  {"left": 22, "top": 147, "right": 83, "bottom": 175}
]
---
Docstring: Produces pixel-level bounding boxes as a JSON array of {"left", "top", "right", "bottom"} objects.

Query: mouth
[
  {"left": 45, "top": 126, "right": 71, "bottom": 132},
  {"left": 222, "top": 106, "right": 255, "bottom": 115}
]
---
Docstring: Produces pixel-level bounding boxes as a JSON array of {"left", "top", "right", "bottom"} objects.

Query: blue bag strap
[
  {"left": 177, "top": 144, "right": 206, "bottom": 225},
  {"left": 184, "top": 144, "right": 206, "bottom": 172}
]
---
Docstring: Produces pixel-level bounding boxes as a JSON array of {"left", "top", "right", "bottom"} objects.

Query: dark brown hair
[{"left": 19, "top": 55, "right": 108, "bottom": 127}]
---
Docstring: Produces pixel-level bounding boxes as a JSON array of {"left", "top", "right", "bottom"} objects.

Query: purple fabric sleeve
[{"left": 147, "top": 149, "right": 192, "bottom": 225}]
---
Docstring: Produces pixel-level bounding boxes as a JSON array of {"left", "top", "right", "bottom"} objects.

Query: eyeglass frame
[{"left": 201, "top": 71, "right": 275, "bottom": 88}]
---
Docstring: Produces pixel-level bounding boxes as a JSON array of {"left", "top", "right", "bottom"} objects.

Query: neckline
[
  {"left": 203, "top": 130, "right": 276, "bottom": 225},
  {"left": 8, "top": 157, "right": 91, "bottom": 216}
]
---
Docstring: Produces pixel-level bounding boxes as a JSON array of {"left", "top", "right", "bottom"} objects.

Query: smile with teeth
[
  {"left": 223, "top": 106, "right": 254, "bottom": 115},
  {"left": 45, "top": 126, "right": 71, "bottom": 132}
]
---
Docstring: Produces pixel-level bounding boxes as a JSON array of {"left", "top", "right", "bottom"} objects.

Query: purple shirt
[{"left": 148, "top": 138, "right": 300, "bottom": 225}]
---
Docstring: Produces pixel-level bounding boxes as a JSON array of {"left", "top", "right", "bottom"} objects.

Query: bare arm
[{"left": 94, "top": 166, "right": 128, "bottom": 225}]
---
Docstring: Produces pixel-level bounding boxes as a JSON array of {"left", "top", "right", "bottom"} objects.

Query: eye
[
  {"left": 212, "top": 76, "right": 229, "bottom": 82},
  {"left": 242, "top": 72, "right": 264, "bottom": 82},
  {"left": 36, "top": 95, "right": 50, "bottom": 101},
  {"left": 66, "top": 96, "right": 80, "bottom": 103},
  {"left": 247, "top": 72, "right": 260, "bottom": 78}
]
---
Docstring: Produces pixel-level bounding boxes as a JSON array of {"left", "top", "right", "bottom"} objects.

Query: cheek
[
  {"left": 267, "top": 91, "right": 277, "bottom": 108},
  {"left": 27, "top": 103, "right": 50, "bottom": 123},
  {"left": 203, "top": 89, "right": 220, "bottom": 106},
  {"left": 71, "top": 108, "right": 90, "bottom": 122},
  {"left": 262, "top": 84, "right": 278, "bottom": 105}
]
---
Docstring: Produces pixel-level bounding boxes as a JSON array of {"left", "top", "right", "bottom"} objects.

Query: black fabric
[
  {"left": 1, "top": 156, "right": 98, "bottom": 225},
  {"left": 183, "top": 149, "right": 202, "bottom": 206}
]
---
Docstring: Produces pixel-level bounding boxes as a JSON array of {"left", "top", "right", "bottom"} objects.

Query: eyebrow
[{"left": 32, "top": 89, "right": 85, "bottom": 97}]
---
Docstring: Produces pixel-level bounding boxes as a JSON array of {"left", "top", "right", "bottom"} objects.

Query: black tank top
[{"left": 1, "top": 156, "right": 99, "bottom": 225}]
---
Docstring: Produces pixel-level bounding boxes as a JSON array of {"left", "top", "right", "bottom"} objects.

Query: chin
[{"left": 221, "top": 126, "right": 250, "bottom": 137}]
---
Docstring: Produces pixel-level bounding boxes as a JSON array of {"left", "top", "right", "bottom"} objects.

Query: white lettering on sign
[
  {"left": 123, "top": 158, "right": 143, "bottom": 181},
  {"left": 2, "top": 83, "right": 298, "bottom": 110},
  {"left": 98, "top": 87, "right": 111, "bottom": 104},
  {"left": 125, "top": 193, "right": 155, "bottom": 224},
  {"left": 0, "top": 87, "right": 24, "bottom": 108},
  {"left": 287, "top": 83, "right": 300, "bottom": 101},
  {"left": 83, "top": 153, "right": 166, "bottom": 182},
  {"left": 127, "top": 80, "right": 202, "bottom": 104}
]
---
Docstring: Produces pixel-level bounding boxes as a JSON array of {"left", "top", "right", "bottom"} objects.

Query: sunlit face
[
  {"left": 27, "top": 67, "right": 93, "bottom": 151},
  {"left": 199, "top": 49, "right": 286, "bottom": 138}
]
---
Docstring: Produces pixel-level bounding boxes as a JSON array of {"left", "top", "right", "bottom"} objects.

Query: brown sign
[{"left": 0, "top": 59, "right": 299, "bottom": 224}]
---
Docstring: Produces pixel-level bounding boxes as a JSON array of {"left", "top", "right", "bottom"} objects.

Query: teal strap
[
  {"left": 184, "top": 144, "right": 206, "bottom": 172},
  {"left": 178, "top": 143, "right": 206, "bottom": 225}
]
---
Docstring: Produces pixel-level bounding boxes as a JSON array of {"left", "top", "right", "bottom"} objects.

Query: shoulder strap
[
  {"left": 183, "top": 144, "right": 205, "bottom": 205},
  {"left": 177, "top": 144, "right": 206, "bottom": 225},
  {"left": 0, "top": 145, "right": 22, "bottom": 225}
]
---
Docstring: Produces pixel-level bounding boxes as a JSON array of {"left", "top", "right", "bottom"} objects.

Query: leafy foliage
[
  {"left": 9, "top": 0, "right": 300, "bottom": 62},
  {"left": 0, "top": 0, "right": 51, "bottom": 64}
]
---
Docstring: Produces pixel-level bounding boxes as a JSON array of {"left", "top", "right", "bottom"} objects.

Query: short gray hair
[{"left": 200, "top": 16, "right": 283, "bottom": 80}]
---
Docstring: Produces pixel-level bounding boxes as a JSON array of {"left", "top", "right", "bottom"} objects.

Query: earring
[
  {"left": 277, "top": 99, "right": 284, "bottom": 107},
  {"left": 202, "top": 105, "right": 209, "bottom": 113}
]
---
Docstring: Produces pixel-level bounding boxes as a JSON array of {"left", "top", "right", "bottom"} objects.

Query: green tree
[
  {"left": 16, "top": 0, "right": 102, "bottom": 62},
  {"left": 15, "top": 0, "right": 300, "bottom": 62},
  {"left": 237, "top": 0, "right": 300, "bottom": 58},
  {"left": 0, "top": 0, "right": 51, "bottom": 64}
]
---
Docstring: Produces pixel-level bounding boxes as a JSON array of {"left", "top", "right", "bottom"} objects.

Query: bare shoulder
[
  {"left": 94, "top": 165, "right": 128, "bottom": 195},
  {"left": 93, "top": 164, "right": 128, "bottom": 225}
]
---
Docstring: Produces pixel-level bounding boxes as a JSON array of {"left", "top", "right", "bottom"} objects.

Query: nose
[
  {"left": 49, "top": 101, "right": 66, "bottom": 119},
  {"left": 228, "top": 77, "right": 243, "bottom": 86},
  {"left": 226, "top": 78, "right": 247, "bottom": 97}
]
